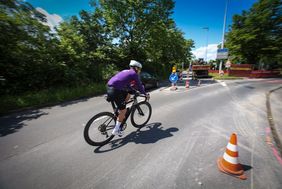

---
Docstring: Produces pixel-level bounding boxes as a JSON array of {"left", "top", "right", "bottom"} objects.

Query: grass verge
[
  {"left": 209, "top": 73, "right": 244, "bottom": 80},
  {"left": 0, "top": 83, "right": 106, "bottom": 115}
]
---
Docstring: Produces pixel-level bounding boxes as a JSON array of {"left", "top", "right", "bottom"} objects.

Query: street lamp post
[
  {"left": 219, "top": 0, "right": 229, "bottom": 74},
  {"left": 202, "top": 27, "right": 209, "bottom": 63}
]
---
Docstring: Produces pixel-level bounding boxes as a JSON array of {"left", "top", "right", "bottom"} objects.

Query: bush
[{"left": 0, "top": 83, "right": 106, "bottom": 115}]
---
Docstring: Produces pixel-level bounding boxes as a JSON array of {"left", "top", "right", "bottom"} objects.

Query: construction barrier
[
  {"left": 185, "top": 80, "right": 189, "bottom": 88},
  {"left": 250, "top": 70, "right": 281, "bottom": 78}
]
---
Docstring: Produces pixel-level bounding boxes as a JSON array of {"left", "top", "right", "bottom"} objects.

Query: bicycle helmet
[{"left": 129, "top": 60, "right": 142, "bottom": 68}]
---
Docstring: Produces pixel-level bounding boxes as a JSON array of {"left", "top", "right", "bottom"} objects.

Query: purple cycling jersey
[{"left": 107, "top": 68, "right": 146, "bottom": 94}]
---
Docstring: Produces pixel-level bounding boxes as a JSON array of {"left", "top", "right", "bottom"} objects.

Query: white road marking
[{"left": 218, "top": 80, "right": 227, "bottom": 87}]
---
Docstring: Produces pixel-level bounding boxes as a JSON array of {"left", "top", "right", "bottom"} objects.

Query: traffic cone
[
  {"left": 217, "top": 133, "right": 247, "bottom": 180},
  {"left": 185, "top": 80, "right": 189, "bottom": 88}
]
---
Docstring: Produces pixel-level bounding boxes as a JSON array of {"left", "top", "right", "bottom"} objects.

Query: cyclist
[{"left": 107, "top": 60, "right": 149, "bottom": 136}]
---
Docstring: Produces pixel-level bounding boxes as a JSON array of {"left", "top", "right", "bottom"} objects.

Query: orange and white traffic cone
[
  {"left": 185, "top": 80, "right": 189, "bottom": 88},
  {"left": 217, "top": 133, "right": 247, "bottom": 180}
]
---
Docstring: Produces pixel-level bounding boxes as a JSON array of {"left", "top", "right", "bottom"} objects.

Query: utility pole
[
  {"left": 202, "top": 27, "right": 209, "bottom": 63},
  {"left": 219, "top": 0, "right": 229, "bottom": 74}
]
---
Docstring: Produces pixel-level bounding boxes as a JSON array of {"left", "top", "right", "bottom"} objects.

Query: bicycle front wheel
[
  {"left": 84, "top": 112, "right": 116, "bottom": 146},
  {"left": 131, "top": 101, "right": 152, "bottom": 128}
]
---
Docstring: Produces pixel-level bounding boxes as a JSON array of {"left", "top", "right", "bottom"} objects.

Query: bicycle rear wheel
[
  {"left": 131, "top": 101, "right": 152, "bottom": 128},
  {"left": 84, "top": 112, "right": 116, "bottom": 146}
]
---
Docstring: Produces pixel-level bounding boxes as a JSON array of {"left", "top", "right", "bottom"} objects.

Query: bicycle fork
[{"left": 136, "top": 105, "right": 144, "bottom": 116}]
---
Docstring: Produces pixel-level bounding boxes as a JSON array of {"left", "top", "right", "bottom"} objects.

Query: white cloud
[
  {"left": 192, "top": 44, "right": 218, "bottom": 61},
  {"left": 36, "top": 7, "right": 63, "bottom": 32}
]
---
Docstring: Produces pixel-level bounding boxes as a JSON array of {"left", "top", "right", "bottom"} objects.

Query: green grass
[
  {"left": 209, "top": 73, "right": 244, "bottom": 80},
  {"left": 0, "top": 83, "right": 106, "bottom": 115}
]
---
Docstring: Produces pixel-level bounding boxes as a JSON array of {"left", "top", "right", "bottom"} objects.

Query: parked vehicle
[{"left": 140, "top": 71, "right": 159, "bottom": 89}]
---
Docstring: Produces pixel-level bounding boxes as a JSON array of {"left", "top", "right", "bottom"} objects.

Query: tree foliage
[
  {"left": 0, "top": 0, "right": 60, "bottom": 94},
  {"left": 225, "top": 0, "right": 282, "bottom": 69},
  {"left": 0, "top": 0, "right": 194, "bottom": 95},
  {"left": 91, "top": 0, "right": 194, "bottom": 75}
]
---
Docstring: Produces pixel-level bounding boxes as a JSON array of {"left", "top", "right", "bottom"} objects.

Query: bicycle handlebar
[{"left": 128, "top": 86, "right": 149, "bottom": 101}]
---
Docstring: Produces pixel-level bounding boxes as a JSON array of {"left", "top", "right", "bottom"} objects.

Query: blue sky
[
  {"left": 27, "top": 0, "right": 258, "bottom": 60},
  {"left": 174, "top": 0, "right": 257, "bottom": 48}
]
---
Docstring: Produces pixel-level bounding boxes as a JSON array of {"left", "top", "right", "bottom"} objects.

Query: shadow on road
[
  {"left": 244, "top": 85, "right": 255, "bottom": 89},
  {"left": 0, "top": 110, "right": 48, "bottom": 137},
  {"left": 94, "top": 122, "right": 179, "bottom": 153},
  {"left": 242, "top": 164, "right": 252, "bottom": 171}
]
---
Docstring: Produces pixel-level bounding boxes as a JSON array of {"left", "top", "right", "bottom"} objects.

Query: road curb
[{"left": 266, "top": 86, "right": 282, "bottom": 157}]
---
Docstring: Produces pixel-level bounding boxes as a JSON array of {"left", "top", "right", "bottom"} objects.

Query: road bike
[{"left": 83, "top": 91, "right": 152, "bottom": 146}]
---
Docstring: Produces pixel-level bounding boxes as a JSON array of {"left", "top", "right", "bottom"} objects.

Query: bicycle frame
[
  {"left": 83, "top": 91, "right": 150, "bottom": 146},
  {"left": 110, "top": 93, "right": 146, "bottom": 130}
]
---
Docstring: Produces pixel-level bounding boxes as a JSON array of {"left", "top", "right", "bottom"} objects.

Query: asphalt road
[{"left": 0, "top": 79, "right": 282, "bottom": 189}]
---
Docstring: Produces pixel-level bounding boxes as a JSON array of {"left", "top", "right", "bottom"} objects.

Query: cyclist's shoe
[{"left": 112, "top": 129, "right": 123, "bottom": 137}]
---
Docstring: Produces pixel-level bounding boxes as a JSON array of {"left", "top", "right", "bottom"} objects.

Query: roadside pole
[{"left": 219, "top": 0, "right": 229, "bottom": 75}]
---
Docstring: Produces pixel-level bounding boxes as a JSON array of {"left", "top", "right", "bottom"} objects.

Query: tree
[
  {"left": 225, "top": 0, "right": 282, "bottom": 69},
  {"left": 91, "top": 0, "right": 194, "bottom": 77},
  {"left": 0, "top": 0, "right": 60, "bottom": 94},
  {"left": 56, "top": 9, "right": 120, "bottom": 83},
  {"left": 0, "top": 0, "right": 195, "bottom": 95}
]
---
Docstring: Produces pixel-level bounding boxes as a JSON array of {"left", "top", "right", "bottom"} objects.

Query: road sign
[
  {"left": 225, "top": 60, "right": 231, "bottom": 68},
  {"left": 216, "top": 48, "right": 229, "bottom": 59},
  {"left": 169, "top": 73, "right": 178, "bottom": 83}
]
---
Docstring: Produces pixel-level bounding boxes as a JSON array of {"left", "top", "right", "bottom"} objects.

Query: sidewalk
[{"left": 269, "top": 87, "right": 282, "bottom": 153}]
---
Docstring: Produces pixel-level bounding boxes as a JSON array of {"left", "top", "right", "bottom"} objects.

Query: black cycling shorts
[{"left": 107, "top": 86, "right": 128, "bottom": 110}]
